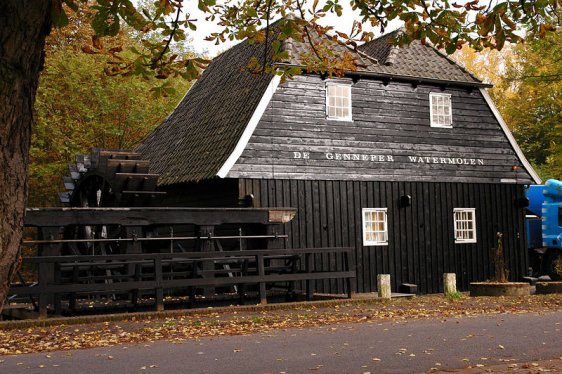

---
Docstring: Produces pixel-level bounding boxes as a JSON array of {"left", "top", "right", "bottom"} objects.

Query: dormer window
[
  {"left": 326, "top": 82, "right": 352, "bottom": 121},
  {"left": 430, "top": 92, "right": 452, "bottom": 128}
]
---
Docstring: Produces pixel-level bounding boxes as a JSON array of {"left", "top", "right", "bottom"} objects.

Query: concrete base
[
  {"left": 536, "top": 282, "right": 562, "bottom": 294},
  {"left": 469, "top": 282, "right": 531, "bottom": 297}
]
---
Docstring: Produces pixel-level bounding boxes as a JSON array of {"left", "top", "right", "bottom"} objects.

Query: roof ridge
[{"left": 384, "top": 28, "right": 404, "bottom": 66}]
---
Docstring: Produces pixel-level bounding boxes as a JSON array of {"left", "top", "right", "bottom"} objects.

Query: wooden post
[
  {"left": 377, "top": 274, "right": 391, "bottom": 299},
  {"left": 257, "top": 255, "right": 267, "bottom": 304},
  {"left": 199, "top": 225, "right": 215, "bottom": 296},
  {"left": 305, "top": 253, "right": 315, "bottom": 301},
  {"left": 154, "top": 258, "right": 164, "bottom": 312},
  {"left": 443, "top": 273, "right": 457, "bottom": 295},
  {"left": 125, "top": 227, "right": 142, "bottom": 305},
  {"left": 344, "top": 251, "right": 356, "bottom": 298},
  {"left": 38, "top": 227, "right": 61, "bottom": 318}
]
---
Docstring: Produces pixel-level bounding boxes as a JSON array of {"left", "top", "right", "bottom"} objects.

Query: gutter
[{"left": 274, "top": 63, "right": 493, "bottom": 89}]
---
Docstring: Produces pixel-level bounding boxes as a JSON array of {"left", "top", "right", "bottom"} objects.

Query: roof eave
[{"left": 273, "top": 63, "right": 492, "bottom": 88}]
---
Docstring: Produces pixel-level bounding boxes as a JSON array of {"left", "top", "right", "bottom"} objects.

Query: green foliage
[
  {"left": 445, "top": 291, "right": 463, "bottom": 301},
  {"left": 454, "top": 28, "right": 561, "bottom": 182},
  {"left": 29, "top": 36, "right": 189, "bottom": 206},
  {"left": 495, "top": 31, "right": 562, "bottom": 181},
  {"left": 50, "top": 0, "right": 560, "bottom": 84}
]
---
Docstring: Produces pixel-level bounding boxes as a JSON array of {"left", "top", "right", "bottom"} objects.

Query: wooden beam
[{"left": 24, "top": 207, "right": 297, "bottom": 227}]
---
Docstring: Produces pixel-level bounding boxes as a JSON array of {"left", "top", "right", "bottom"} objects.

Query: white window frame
[
  {"left": 325, "top": 81, "right": 352, "bottom": 121},
  {"left": 453, "top": 208, "right": 477, "bottom": 244},
  {"left": 429, "top": 92, "right": 452, "bottom": 128},
  {"left": 362, "top": 208, "right": 388, "bottom": 246}
]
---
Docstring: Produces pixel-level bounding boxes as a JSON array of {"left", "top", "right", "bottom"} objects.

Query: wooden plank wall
[
  {"left": 227, "top": 75, "right": 534, "bottom": 184},
  {"left": 239, "top": 178, "right": 528, "bottom": 294}
]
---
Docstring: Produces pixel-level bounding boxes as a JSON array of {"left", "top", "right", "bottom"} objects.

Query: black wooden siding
[
  {"left": 239, "top": 178, "right": 528, "bottom": 294},
  {"left": 227, "top": 75, "right": 533, "bottom": 184}
]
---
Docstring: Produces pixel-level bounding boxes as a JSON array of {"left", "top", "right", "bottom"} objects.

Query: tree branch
[{"left": 151, "top": 6, "right": 181, "bottom": 69}]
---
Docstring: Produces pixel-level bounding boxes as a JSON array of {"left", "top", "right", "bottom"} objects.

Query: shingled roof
[
  {"left": 137, "top": 20, "right": 486, "bottom": 185},
  {"left": 357, "top": 29, "right": 481, "bottom": 84}
]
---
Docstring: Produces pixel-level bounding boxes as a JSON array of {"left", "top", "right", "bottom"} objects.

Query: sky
[{"left": 182, "top": 2, "right": 402, "bottom": 57}]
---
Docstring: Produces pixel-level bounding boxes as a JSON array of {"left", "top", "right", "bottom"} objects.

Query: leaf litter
[{"left": 0, "top": 294, "right": 561, "bottom": 355}]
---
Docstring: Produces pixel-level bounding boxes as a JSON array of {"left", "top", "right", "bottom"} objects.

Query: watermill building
[{"left": 137, "top": 22, "right": 540, "bottom": 294}]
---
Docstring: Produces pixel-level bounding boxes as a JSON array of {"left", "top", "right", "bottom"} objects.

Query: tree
[
  {"left": 0, "top": 0, "right": 559, "bottom": 312},
  {"left": 30, "top": 6, "right": 190, "bottom": 206},
  {"left": 454, "top": 30, "right": 561, "bottom": 181},
  {"left": 498, "top": 31, "right": 562, "bottom": 180}
]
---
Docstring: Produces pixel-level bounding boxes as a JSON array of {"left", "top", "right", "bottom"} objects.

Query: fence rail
[{"left": 9, "top": 248, "right": 355, "bottom": 317}]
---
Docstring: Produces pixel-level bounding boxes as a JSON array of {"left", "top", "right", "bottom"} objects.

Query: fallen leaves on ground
[{"left": 1, "top": 294, "right": 561, "bottom": 355}]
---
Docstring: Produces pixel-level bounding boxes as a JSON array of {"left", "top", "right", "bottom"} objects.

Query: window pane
[{"left": 327, "top": 83, "right": 351, "bottom": 120}]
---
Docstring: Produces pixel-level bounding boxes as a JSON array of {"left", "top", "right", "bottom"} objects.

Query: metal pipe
[{"left": 22, "top": 234, "right": 289, "bottom": 245}]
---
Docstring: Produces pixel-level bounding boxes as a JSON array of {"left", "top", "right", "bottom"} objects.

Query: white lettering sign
[{"left": 293, "top": 150, "right": 484, "bottom": 166}]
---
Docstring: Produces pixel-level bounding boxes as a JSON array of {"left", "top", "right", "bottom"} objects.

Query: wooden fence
[{"left": 7, "top": 207, "right": 356, "bottom": 318}]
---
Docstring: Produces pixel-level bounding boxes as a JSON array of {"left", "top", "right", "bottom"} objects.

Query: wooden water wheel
[
  {"left": 59, "top": 148, "right": 164, "bottom": 208},
  {"left": 58, "top": 148, "right": 165, "bottom": 255}
]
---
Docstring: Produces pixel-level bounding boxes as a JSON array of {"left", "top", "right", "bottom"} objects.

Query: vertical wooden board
[
  {"left": 405, "top": 182, "right": 418, "bottom": 287},
  {"left": 373, "top": 182, "right": 384, "bottom": 281},
  {"left": 238, "top": 179, "right": 246, "bottom": 198},
  {"left": 422, "top": 182, "right": 433, "bottom": 292},
  {"left": 379, "top": 182, "right": 389, "bottom": 275},
  {"left": 462, "top": 183, "right": 472, "bottom": 289},
  {"left": 445, "top": 182, "right": 455, "bottom": 276},
  {"left": 404, "top": 182, "right": 416, "bottom": 287},
  {"left": 274, "top": 180, "right": 284, "bottom": 239},
  {"left": 466, "top": 184, "right": 472, "bottom": 282},
  {"left": 482, "top": 183, "right": 493, "bottom": 280},
  {"left": 353, "top": 181, "right": 364, "bottom": 292},
  {"left": 333, "top": 182, "right": 342, "bottom": 247},
  {"left": 437, "top": 183, "right": 446, "bottom": 291},
  {"left": 305, "top": 181, "right": 315, "bottom": 249},
  {"left": 504, "top": 184, "right": 517, "bottom": 280},
  {"left": 458, "top": 183, "right": 469, "bottom": 289},
  {"left": 415, "top": 182, "right": 426, "bottom": 293},
  {"left": 359, "top": 181, "right": 369, "bottom": 292},
  {"left": 325, "top": 180, "right": 338, "bottom": 291},
  {"left": 473, "top": 183, "right": 483, "bottom": 281},
  {"left": 340, "top": 181, "right": 349, "bottom": 247},
  {"left": 365, "top": 182, "right": 374, "bottom": 291},
  {"left": 312, "top": 180, "right": 323, "bottom": 290},
  {"left": 389, "top": 181, "right": 401, "bottom": 290},
  {"left": 394, "top": 182, "right": 404, "bottom": 283},
  {"left": 298, "top": 179, "right": 307, "bottom": 250},
  {"left": 508, "top": 185, "right": 519, "bottom": 278},
  {"left": 288, "top": 179, "right": 297, "bottom": 249},
  {"left": 332, "top": 181, "right": 343, "bottom": 294},
  {"left": 429, "top": 182, "right": 440, "bottom": 292},
  {"left": 496, "top": 183, "right": 508, "bottom": 280},
  {"left": 252, "top": 179, "right": 262, "bottom": 208},
  {"left": 318, "top": 181, "right": 329, "bottom": 291}
]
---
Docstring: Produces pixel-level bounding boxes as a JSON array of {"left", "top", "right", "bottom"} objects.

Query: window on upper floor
[
  {"left": 362, "top": 208, "right": 388, "bottom": 246},
  {"left": 430, "top": 92, "right": 452, "bottom": 128},
  {"left": 453, "top": 208, "right": 477, "bottom": 243},
  {"left": 326, "top": 82, "right": 352, "bottom": 121}
]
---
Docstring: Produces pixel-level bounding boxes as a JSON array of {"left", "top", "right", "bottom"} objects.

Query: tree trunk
[{"left": 0, "top": 1, "right": 52, "bottom": 312}]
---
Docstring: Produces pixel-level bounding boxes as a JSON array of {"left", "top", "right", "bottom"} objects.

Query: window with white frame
[
  {"left": 362, "top": 208, "right": 388, "bottom": 246},
  {"left": 430, "top": 92, "right": 452, "bottom": 127},
  {"left": 326, "top": 82, "right": 352, "bottom": 121},
  {"left": 453, "top": 208, "right": 477, "bottom": 243}
]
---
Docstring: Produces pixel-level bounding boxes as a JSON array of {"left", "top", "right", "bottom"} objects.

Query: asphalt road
[{"left": 1, "top": 312, "right": 561, "bottom": 374}]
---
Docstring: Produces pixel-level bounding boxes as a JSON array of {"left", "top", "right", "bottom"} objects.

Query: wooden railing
[
  {"left": 7, "top": 207, "right": 355, "bottom": 318},
  {"left": 9, "top": 248, "right": 355, "bottom": 317}
]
